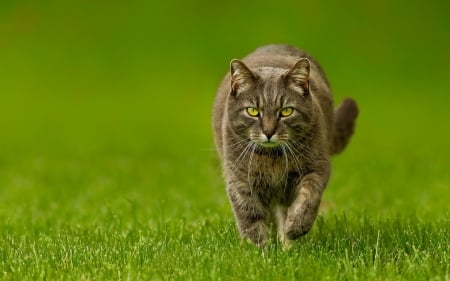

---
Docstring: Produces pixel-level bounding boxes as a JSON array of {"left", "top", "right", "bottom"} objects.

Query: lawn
[{"left": 0, "top": 1, "right": 449, "bottom": 280}]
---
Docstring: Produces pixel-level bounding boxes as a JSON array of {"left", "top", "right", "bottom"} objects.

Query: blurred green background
[{"left": 0, "top": 0, "right": 449, "bottom": 225}]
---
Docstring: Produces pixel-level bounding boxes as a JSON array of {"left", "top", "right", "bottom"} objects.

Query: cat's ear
[
  {"left": 230, "top": 59, "right": 255, "bottom": 95},
  {"left": 286, "top": 58, "right": 310, "bottom": 95}
]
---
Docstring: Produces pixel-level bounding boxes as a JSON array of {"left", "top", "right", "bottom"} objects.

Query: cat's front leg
[
  {"left": 284, "top": 169, "right": 330, "bottom": 240},
  {"left": 226, "top": 179, "right": 269, "bottom": 246}
]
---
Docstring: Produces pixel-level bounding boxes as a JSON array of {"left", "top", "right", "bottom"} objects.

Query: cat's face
[{"left": 227, "top": 59, "right": 313, "bottom": 153}]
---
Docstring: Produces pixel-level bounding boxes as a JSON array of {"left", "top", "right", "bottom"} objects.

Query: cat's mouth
[
  {"left": 253, "top": 140, "right": 283, "bottom": 155},
  {"left": 249, "top": 134, "right": 286, "bottom": 155},
  {"left": 258, "top": 141, "right": 280, "bottom": 148}
]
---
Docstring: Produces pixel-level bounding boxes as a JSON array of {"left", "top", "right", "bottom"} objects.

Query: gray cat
[{"left": 212, "top": 45, "right": 358, "bottom": 247}]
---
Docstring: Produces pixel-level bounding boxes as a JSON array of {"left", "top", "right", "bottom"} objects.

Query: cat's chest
[
  {"left": 248, "top": 157, "right": 301, "bottom": 204},
  {"left": 250, "top": 155, "right": 302, "bottom": 188},
  {"left": 252, "top": 157, "right": 286, "bottom": 179}
]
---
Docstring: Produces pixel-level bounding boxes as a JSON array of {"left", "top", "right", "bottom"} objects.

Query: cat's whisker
[
  {"left": 247, "top": 142, "right": 257, "bottom": 192},
  {"left": 229, "top": 137, "right": 251, "bottom": 146},
  {"left": 230, "top": 141, "right": 254, "bottom": 172},
  {"left": 291, "top": 139, "right": 315, "bottom": 157},
  {"left": 283, "top": 141, "right": 304, "bottom": 176},
  {"left": 228, "top": 138, "right": 253, "bottom": 153},
  {"left": 231, "top": 145, "right": 251, "bottom": 170},
  {"left": 280, "top": 144, "right": 290, "bottom": 188}
]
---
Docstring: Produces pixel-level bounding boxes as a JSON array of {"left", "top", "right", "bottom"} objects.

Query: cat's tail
[{"left": 331, "top": 98, "right": 359, "bottom": 155}]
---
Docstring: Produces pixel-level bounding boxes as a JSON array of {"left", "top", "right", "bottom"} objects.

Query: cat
[{"left": 212, "top": 44, "right": 358, "bottom": 247}]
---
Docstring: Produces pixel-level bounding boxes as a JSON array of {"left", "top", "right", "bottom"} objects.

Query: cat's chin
[{"left": 254, "top": 142, "right": 283, "bottom": 156}]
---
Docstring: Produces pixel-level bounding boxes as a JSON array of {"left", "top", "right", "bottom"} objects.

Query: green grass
[
  {"left": 1, "top": 0, "right": 449, "bottom": 280},
  {"left": 0, "top": 94, "right": 448, "bottom": 281},
  {"left": 1, "top": 215, "right": 448, "bottom": 280}
]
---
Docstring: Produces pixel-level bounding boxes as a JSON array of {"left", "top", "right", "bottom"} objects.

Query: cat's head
[{"left": 226, "top": 58, "right": 314, "bottom": 153}]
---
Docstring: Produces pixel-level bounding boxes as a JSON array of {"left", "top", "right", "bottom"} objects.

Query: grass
[
  {"left": 1, "top": 0, "right": 449, "bottom": 280},
  {"left": 1, "top": 215, "right": 448, "bottom": 280},
  {"left": 0, "top": 93, "right": 448, "bottom": 280}
]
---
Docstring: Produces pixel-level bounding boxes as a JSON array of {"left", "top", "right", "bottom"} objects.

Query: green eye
[
  {"left": 246, "top": 107, "right": 259, "bottom": 117},
  {"left": 280, "top": 107, "right": 294, "bottom": 117}
]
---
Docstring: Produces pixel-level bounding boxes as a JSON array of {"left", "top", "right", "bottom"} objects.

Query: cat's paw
[
  {"left": 240, "top": 220, "right": 269, "bottom": 247},
  {"left": 284, "top": 205, "right": 316, "bottom": 240},
  {"left": 280, "top": 236, "right": 293, "bottom": 251},
  {"left": 284, "top": 217, "right": 312, "bottom": 240}
]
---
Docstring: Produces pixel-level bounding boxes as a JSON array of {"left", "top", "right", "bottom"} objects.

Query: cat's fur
[{"left": 213, "top": 45, "right": 358, "bottom": 246}]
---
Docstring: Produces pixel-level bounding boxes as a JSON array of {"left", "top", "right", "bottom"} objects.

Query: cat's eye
[
  {"left": 246, "top": 107, "right": 260, "bottom": 117},
  {"left": 280, "top": 107, "right": 294, "bottom": 117}
]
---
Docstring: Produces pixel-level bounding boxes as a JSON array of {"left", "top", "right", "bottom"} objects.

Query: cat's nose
[
  {"left": 263, "top": 130, "right": 275, "bottom": 141},
  {"left": 262, "top": 117, "right": 277, "bottom": 141}
]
